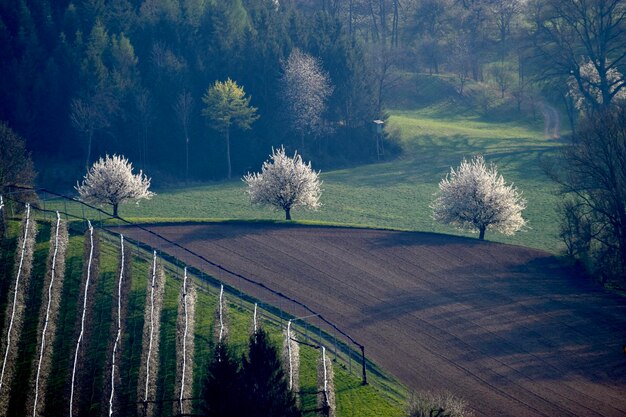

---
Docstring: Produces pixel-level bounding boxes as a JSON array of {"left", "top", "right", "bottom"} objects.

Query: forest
[{"left": 2, "top": 0, "right": 623, "bottom": 186}]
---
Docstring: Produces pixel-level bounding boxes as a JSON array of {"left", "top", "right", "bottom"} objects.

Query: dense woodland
[{"left": 2, "top": 0, "right": 624, "bottom": 186}]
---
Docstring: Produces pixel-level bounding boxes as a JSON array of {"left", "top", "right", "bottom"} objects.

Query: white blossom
[
  {"left": 76, "top": 154, "right": 154, "bottom": 217},
  {"left": 431, "top": 155, "right": 526, "bottom": 240},
  {"left": 280, "top": 49, "right": 333, "bottom": 147},
  {"left": 243, "top": 146, "right": 322, "bottom": 220},
  {"left": 568, "top": 58, "right": 626, "bottom": 111}
]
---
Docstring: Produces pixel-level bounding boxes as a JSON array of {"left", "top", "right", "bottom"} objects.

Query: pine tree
[
  {"left": 200, "top": 342, "right": 243, "bottom": 417},
  {"left": 241, "top": 328, "right": 300, "bottom": 417}
]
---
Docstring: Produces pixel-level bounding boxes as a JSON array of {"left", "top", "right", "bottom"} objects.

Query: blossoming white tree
[
  {"left": 280, "top": 49, "right": 333, "bottom": 150},
  {"left": 431, "top": 155, "right": 526, "bottom": 240},
  {"left": 568, "top": 58, "right": 626, "bottom": 111},
  {"left": 243, "top": 146, "right": 322, "bottom": 220},
  {"left": 76, "top": 154, "right": 154, "bottom": 217}
]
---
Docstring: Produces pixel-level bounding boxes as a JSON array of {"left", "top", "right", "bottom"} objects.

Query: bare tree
[
  {"left": 568, "top": 59, "right": 626, "bottom": 113},
  {"left": 280, "top": 49, "right": 334, "bottom": 151},
  {"left": 173, "top": 91, "right": 194, "bottom": 183},
  {"left": 244, "top": 146, "right": 322, "bottom": 220},
  {"left": 490, "top": 62, "right": 514, "bottom": 98},
  {"left": 532, "top": 0, "right": 626, "bottom": 110},
  {"left": 70, "top": 96, "right": 110, "bottom": 170},
  {"left": 76, "top": 154, "right": 154, "bottom": 217},
  {"left": 135, "top": 90, "right": 153, "bottom": 170},
  {"left": 449, "top": 37, "right": 472, "bottom": 95},
  {"left": 554, "top": 106, "right": 626, "bottom": 280},
  {"left": 489, "top": 0, "right": 522, "bottom": 47},
  {"left": 431, "top": 155, "right": 527, "bottom": 240}
]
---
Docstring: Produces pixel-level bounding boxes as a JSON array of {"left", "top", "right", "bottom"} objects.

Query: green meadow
[{"left": 97, "top": 103, "right": 564, "bottom": 253}]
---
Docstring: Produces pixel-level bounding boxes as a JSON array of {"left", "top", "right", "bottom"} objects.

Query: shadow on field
[{"left": 350, "top": 254, "right": 626, "bottom": 384}]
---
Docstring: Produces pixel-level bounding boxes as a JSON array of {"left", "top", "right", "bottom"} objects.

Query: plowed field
[{"left": 120, "top": 223, "right": 626, "bottom": 417}]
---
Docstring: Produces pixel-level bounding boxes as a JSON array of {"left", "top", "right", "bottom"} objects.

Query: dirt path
[
  {"left": 119, "top": 223, "right": 626, "bottom": 417},
  {"left": 541, "top": 102, "right": 561, "bottom": 139}
]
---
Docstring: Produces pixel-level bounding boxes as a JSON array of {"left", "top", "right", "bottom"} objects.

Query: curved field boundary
[{"left": 120, "top": 222, "right": 626, "bottom": 417}]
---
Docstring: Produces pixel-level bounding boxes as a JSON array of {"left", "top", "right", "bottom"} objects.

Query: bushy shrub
[{"left": 406, "top": 392, "right": 474, "bottom": 417}]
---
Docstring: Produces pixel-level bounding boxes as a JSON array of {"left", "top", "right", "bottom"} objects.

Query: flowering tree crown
[
  {"left": 431, "top": 155, "right": 526, "bottom": 239},
  {"left": 243, "top": 146, "right": 321, "bottom": 220},
  {"left": 76, "top": 154, "right": 154, "bottom": 215}
]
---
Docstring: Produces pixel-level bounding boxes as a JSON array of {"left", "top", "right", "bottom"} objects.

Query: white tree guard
[
  {"left": 317, "top": 345, "right": 336, "bottom": 417},
  {"left": 322, "top": 347, "right": 328, "bottom": 394},
  {"left": 144, "top": 250, "right": 157, "bottom": 403},
  {"left": 179, "top": 267, "right": 189, "bottom": 415},
  {"left": 0, "top": 195, "right": 4, "bottom": 210},
  {"left": 70, "top": 221, "right": 95, "bottom": 417},
  {"left": 32, "top": 212, "right": 62, "bottom": 417},
  {"left": 108, "top": 234, "right": 125, "bottom": 417},
  {"left": 288, "top": 321, "right": 294, "bottom": 390},
  {"left": 218, "top": 284, "right": 225, "bottom": 342},
  {"left": 253, "top": 303, "right": 258, "bottom": 334},
  {"left": 0, "top": 204, "right": 32, "bottom": 393}
]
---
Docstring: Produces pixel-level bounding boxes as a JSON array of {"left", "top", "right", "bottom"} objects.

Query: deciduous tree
[
  {"left": 555, "top": 106, "right": 626, "bottom": 280},
  {"left": 431, "top": 155, "right": 526, "bottom": 240},
  {"left": 280, "top": 49, "right": 333, "bottom": 151},
  {"left": 76, "top": 154, "right": 154, "bottom": 217},
  {"left": 174, "top": 90, "right": 194, "bottom": 183},
  {"left": 0, "top": 121, "right": 36, "bottom": 193},
  {"left": 202, "top": 79, "right": 258, "bottom": 179},
  {"left": 70, "top": 96, "right": 110, "bottom": 170},
  {"left": 568, "top": 59, "right": 626, "bottom": 112},
  {"left": 243, "top": 146, "right": 322, "bottom": 220},
  {"left": 532, "top": 0, "right": 626, "bottom": 111}
]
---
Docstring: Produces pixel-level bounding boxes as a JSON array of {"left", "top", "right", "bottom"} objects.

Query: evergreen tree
[
  {"left": 201, "top": 342, "right": 243, "bottom": 417},
  {"left": 241, "top": 328, "right": 300, "bottom": 417}
]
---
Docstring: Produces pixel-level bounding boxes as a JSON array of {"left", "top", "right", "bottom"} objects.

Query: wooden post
[{"left": 361, "top": 346, "right": 367, "bottom": 385}]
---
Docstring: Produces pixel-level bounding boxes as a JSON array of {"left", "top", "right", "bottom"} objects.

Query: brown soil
[{"left": 118, "top": 223, "right": 626, "bottom": 417}]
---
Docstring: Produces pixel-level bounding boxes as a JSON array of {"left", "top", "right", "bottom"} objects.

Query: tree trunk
[
  {"left": 185, "top": 136, "right": 189, "bottom": 185},
  {"left": 349, "top": 0, "right": 353, "bottom": 37},
  {"left": 86, "top": 129, "right": 93, "bottom": 170},
  {"left": 479, "top": 227, "right": 485, "bottom": 240},
  {"left": 226, "top": 127, "right": 232, "bottom": 180},
  {"left": 113, "top": 203, "right": 119, "bottom": 217},
  {"left": 285, "top": 207, "right": 291, "bottom": 221}
]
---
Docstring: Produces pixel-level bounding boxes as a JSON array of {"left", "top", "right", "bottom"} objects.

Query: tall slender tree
[
  {"left": 200, "top": 342, "right": 242, "bottom": 417},
  {"left": 202, "top": 79, "right": 259, "bottom": 179},
  {"left": 280, "top": 49, "right": 333, "bottom": 151},
  {"left": 241, "top": 328, "right": 300, "bottom": 417},
  {"left": 174, "top": 90, "right": 194, "bottom": 183}
]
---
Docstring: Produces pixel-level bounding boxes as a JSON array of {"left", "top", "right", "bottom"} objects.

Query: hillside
[
  {"left": 120, "top": 222, "right": 626, "bottom": 417},
  {"left": 0, "top": 218, "right": 404, "bottom": 417},
  {"left": 96, "top": 98, "right": 563, "bottom": 253}
]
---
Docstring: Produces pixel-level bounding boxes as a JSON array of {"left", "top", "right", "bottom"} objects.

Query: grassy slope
[
  {"left": 1, "top": 220, "right": 404, "bottom": 417},
  {"left": 45, "top": 75, "right": 564, "bottom": 253},
  {"left": 101, "top": 106, "right": 562, "bottom": 253}
]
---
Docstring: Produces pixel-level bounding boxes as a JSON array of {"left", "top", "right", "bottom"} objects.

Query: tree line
[
  {"left": 2, "top": 0, "right": 625, "bottom": 186},
  {"left": 0, "top": 0, "right": 381, "bottom": 185}
]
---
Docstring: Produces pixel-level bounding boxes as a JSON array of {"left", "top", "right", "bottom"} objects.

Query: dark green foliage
[
  {"left": 201, "top": 330, "right": 300, "bottom": 417},
  {"left": 201, "top": 342, "right": 244, "bottom": 417},
  {"left": 0, "top": 1, "right": 380, "bottom": 186},
  {"left": 0, "top": 121, "right": 35, "bottom": 192},
  {"left": 241, "top": 329, "right": 300, "bottom": 417}
]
